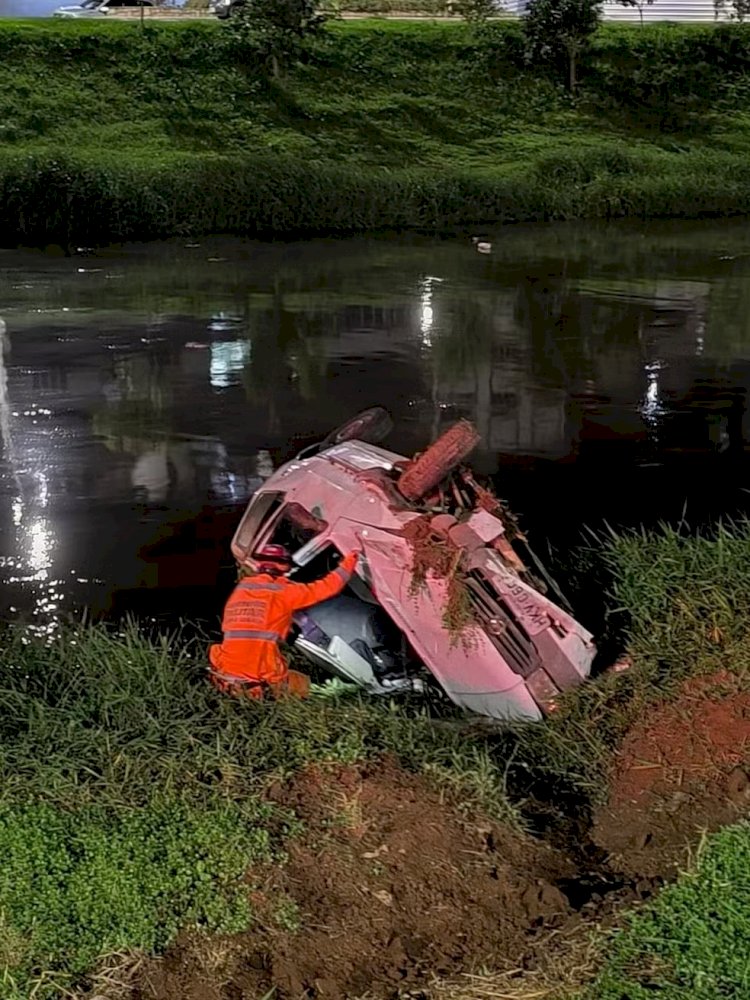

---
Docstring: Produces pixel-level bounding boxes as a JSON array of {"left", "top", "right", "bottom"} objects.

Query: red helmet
[{"left": 253, "top": 543, "right": 292, "bottom": 574}]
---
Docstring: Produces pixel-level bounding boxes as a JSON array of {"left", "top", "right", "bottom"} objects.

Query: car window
[
  {"left": 267, "top": 502, "right": 328, "bottom": 556},
  {"left": 232, "top": 492, "right": 285, "bottom": 562}
]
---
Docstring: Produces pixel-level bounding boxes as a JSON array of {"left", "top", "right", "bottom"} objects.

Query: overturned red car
[{"left": 231, "top": 409, "right": 595, "bottom": 723}]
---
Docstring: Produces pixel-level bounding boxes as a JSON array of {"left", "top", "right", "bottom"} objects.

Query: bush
[{"left": 585, "top": 23, "right": 750, "bottom": 127}]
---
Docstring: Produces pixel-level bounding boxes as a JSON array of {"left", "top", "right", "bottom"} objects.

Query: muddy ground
[{"left": 131, "top": 676, "right": 750, "bottom": 1000}]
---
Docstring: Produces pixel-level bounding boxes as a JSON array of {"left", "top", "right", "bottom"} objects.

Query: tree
[
  {"left": 523, "top": 0, "right": 602, "bottom": 94},
  {"left": 714, "top": 0, "right": 750, "bottom": 19},
  {"left": 617, "top": 0, "right": 655, "bottom": 25},
  {"left": 454, "top": 0, "right": 497, "bottom": 24},
  {"left": 228, "top": 0, "right": 327, "bottom": 79}
]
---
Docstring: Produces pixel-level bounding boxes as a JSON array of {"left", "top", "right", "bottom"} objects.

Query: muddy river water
[{"left": 2, "top": 220, "right": 750, "bottom": 634}]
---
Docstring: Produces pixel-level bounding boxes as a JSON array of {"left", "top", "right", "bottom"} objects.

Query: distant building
[{"left": 503, "top": 0, "right": 730, "bottom": 20}]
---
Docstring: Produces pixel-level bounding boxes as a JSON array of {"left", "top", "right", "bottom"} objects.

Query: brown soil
[
  {"left": 593, "top": 671, "right": 750, "bottom": 877},
  {"left": 134, "top": 758, "right": 575, "bottom": 1000},
  {"left": 127, "top": 676, "right": 750, "bottom": 1000}
]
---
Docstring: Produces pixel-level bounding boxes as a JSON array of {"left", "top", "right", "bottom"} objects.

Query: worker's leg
[
  {"left": 208, "top": 670, "right": 264, "bottom": 699},
  {"left": 268, "top": 669, "right": 311, "bottom": 700},
  {"left": 286, "top": 669, "right": 311, "bottom": 698}
]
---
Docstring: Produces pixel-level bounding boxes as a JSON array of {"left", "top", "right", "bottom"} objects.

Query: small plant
[{"left": 273, "top": 895, "right": 302, "bottom": 932}]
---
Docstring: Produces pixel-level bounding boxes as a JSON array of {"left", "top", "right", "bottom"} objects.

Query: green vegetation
[
  {"left": 0, "top": 620, "right": 516, "bottom": 995},
  {"left": 589, "top": 822, "right": 750, "bottom": 999},
  {"left": 2, "top": 20, "right": 750, "bottom": 242},
  {"left": 523, "top": 0, "right": 602, "bottom": 93},
  {"left": 0, "top": 623, "right": 510, "bottom": 815},
  {"left": 499, "top": 522, "right": 750, "bottom": 803},
  {"left": 228, "top": 0, "right": 327, "bottom": 79},
  {"left": 0, "top": 801, "right": 270, "bottom": 998},
  {"left": 2, "top": 520, "right": 750, "bottom": 993}
]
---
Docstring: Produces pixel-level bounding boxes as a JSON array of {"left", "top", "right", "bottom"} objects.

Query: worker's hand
[{"left": 340, "top": 550, "right": 359, "bottom": 573}]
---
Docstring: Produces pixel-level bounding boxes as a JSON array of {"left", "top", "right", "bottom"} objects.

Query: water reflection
[
  {"left": 0, "top": 316, "right": 69, "bottom": 634},
  {"left": 1, "top": 221, "right": 750, "bottom": 624},
  {"left": 210, "top": 340, "right": 251, "bottom": 389}
]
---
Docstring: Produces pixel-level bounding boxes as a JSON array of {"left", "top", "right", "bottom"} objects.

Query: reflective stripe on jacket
[{"left": 208, "top": 552, "right": 357, "bottom": 684}]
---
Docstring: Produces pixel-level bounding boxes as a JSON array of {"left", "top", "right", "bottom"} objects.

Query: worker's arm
[{"left": 283, "top": 551, "right": 358, "bottom": 611}]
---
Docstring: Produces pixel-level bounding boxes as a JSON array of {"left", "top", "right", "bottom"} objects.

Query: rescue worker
[{"left": 208, "top": 543, "right": 359, "bottom": 699}]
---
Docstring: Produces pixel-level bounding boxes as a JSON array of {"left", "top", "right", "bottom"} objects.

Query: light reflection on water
[{"left": 0, "top": 222, "right": 750, "bottom": 626}]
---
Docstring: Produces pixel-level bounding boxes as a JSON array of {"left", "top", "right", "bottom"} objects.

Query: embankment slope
[{"left": 3, "top": 19, "right": 750, "bottom": 242}]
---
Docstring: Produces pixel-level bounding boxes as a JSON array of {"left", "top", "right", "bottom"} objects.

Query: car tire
[{"left": 397, "top": 419, "right": 480, "bottom": 502}]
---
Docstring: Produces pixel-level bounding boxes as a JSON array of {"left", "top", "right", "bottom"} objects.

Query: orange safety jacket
[{"left": 208, "top": 552, "right": 358, "bottom": 685}]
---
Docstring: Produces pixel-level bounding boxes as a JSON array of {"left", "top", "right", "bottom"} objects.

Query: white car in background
[
  {"left": 208, "top": 0, "right": 243, "bottom": 17},
  {"left": 53, "top": 0, "right": 153, "bottom": 16}
]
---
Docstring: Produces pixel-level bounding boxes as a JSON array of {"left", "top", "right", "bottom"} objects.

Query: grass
[
  {"left": 1, "top": 21, "right": 750, "bottom": 241},
  {"left": 0, "top": 800, "right": 273, "bottom": 999},
  {"left": 588, "top": 823, "right": 750, "bottom": 999},
  {"left": 484, "top": 521, "right": 750, "bottom": 809},
  {"left": 0, "top": 622, "right": 514, "bottom": 817}
]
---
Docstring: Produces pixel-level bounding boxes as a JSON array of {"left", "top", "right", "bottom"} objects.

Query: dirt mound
[
  {"left": 593, "top": 671, "right": 750, "bottom": 877},
  {"left": 126, "top": 679, "right": 750, "bottom": 1000},
  {"left": 136, "top": 758, "right": 574, "bottom": 1000}
]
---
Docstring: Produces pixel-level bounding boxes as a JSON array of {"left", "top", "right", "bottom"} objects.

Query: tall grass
[
  {"left": 492, "top": 521, "right": 750, "bottom": 809},
  {"left": 4, "top": 146, "right": 750, "bottom": 246},
  {"left": 0, "top": 621, "right": 516, "bottom": 819}
]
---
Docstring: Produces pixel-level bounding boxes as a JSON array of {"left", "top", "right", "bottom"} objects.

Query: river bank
[
  {"left": 2, "top": 524, "right": 750, "bottom": 997},
  {"left": 3, "top": 19, "right": 750, "bottom": 243}
]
